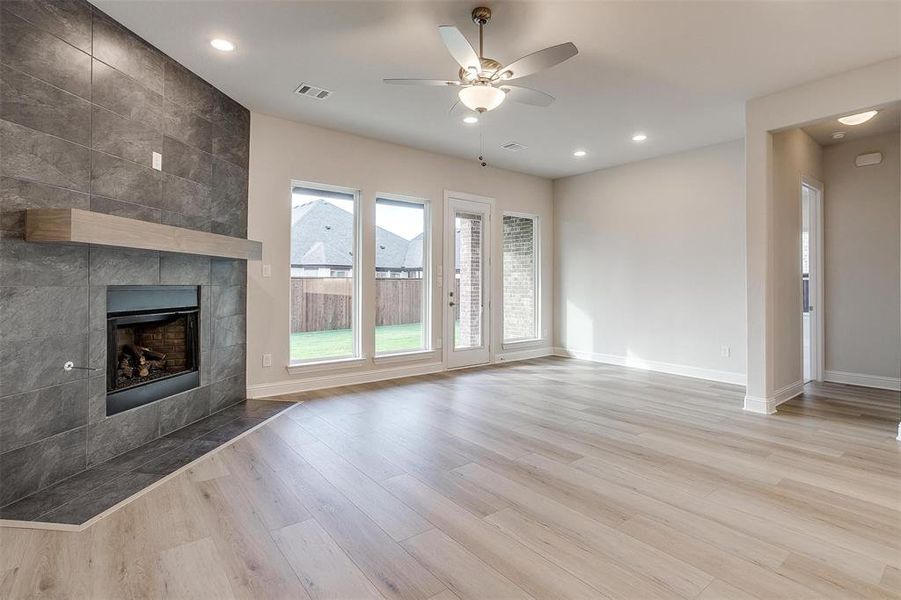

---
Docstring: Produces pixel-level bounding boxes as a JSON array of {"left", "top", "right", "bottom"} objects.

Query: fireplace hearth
[{"left": 106, "top": 286, "right": 201, "bottom": 416}]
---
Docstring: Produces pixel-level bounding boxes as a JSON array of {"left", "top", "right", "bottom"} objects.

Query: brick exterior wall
[
  {"left": 458, "top": 213, "right": 482, "bottom": 348},
  {"left": 503, "top": 215, "right": 537, "bottom": 341}
]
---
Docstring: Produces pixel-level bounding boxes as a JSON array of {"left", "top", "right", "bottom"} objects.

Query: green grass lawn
[{"left": 291, "top": 322, "right": 425, "bottom": 361}]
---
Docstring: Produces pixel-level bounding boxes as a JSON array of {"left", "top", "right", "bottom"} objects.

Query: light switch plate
[
  {"left": 152, "top": 152, "right": 162, "bottom": 171},
  {"left": 262, "top": 353, "right": 272, "bottom": 367},
  {"left": 262, "top": 264, "right": 271, "bottom": 277}
]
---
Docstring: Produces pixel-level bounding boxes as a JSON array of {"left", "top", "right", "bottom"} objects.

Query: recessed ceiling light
[
  {"left": 837, "top": 110, "right": 877, "bottom": 126},
  {"left": 573, "top": 150, "right": 587, "bottom": 157},
  {"left": 632, "top": 133, "right": 648, "bottom": 142},
  {"left": 210, "top": 38, "right": 235, "bottom": 52},
  {"left": 832, "top": 131, "right": 846, "bottom": 140},
  {"left": 463, "top": 116, "right": 479, "bottom": 124}
]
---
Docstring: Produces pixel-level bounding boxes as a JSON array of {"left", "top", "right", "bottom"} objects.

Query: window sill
[
  {"left": 373, "top": 349, "right": 439, "bottom": 365},
  {"left": 286, "top": 356, "right": 367, "bottom": 375},
  {"left": 502, "top": 338, "right": 546, "bottom": 350}
]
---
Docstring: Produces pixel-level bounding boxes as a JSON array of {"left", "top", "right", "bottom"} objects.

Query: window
[
  {"left": 290, "top": 183, "right": 360, "bottom": 362},
  {"left": 375, "top": 196, "right": 428, "bottom": 355},
  {"left": 502, "top": 213, "right": 539, "bottom": 342}
]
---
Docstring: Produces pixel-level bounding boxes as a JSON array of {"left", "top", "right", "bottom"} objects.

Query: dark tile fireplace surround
[{"left": 0, "top": 0, "right": 279, "bottom": 522}]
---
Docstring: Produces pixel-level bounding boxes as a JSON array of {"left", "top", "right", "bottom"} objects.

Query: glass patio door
[{"left": 445, "top": 195, "right": 491, "bottom": 368}]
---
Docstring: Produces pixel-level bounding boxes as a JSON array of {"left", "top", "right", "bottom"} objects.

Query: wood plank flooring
[{"left": 1, "top": 357, "right": 899, "bottom": 599}]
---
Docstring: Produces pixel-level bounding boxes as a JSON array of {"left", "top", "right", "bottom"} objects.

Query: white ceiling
[{"left": 91, "top": 1, "right": 901, "bottom": 179}]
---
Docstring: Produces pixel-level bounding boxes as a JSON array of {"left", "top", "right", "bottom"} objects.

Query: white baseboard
[
  {"left": 495, "top": 346, "right": 554, "bottom": 363},
  {"left": 246, "top": 361, "right": 444, "bottom": 398},
  {"left": 742, "top": 395, "right": 775, "bottom": 415},
  {"left": 824, "top": 370, "right": 901, "bottom": 392},
  {"left": 554, "top": 347, "right": 746, "bottom": 386},
  {"left": 743, "top": 379, "right": 805, "bottom": 414}
]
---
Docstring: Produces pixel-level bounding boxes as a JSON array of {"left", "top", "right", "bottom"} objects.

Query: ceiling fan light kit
[
  {"left": 384, "top": 6, "right": 578, "bottom": 164},
  {"left": 384, "top": 6, "right": 578, "bottom": 113},
  {"left": 459, "top": 85, "right": 506, "bottom": 112}
]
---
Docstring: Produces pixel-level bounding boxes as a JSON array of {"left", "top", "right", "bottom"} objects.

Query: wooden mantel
[{"left": 25, "top": 209, "right": 262, "bottom": 260}]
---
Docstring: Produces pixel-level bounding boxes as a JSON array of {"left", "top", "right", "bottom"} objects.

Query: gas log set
[
  {"left": 111, "top": 314, "right": 191, "bottom": 392},
  {"left": 117, "top": 343, "right": 169, "bottom": 383}
]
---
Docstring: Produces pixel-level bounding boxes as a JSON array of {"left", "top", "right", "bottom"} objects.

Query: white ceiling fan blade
[
  {"left": 438, "top": 25, "right": 481, "bottom": 72},
  {"left": 383, "top": 79, "right": 460, "bottom": 86},
  {"left": 500, "top": 85, "right": 555, "bottom": 107},
  {"left": 496, "top": 42, "right": 578, "bottom": 81}
]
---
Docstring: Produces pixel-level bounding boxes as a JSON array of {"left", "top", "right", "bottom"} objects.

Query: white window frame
[
  {"left": 374, "top": 192, "right": 431, "bottom": 356},
  {"left": 502, "top": 211, "right": 541, "bottom": 346},
  {"left": 288, "top": 180, "right": 363, "bottom": 366}
]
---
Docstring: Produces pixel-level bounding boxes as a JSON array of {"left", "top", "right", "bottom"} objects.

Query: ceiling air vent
[
  {"left": 294, "top": 82, "right": 332, "bottom": 100},
  {"left": 501, "top": 141, "right": 527, "bottom": 152}
]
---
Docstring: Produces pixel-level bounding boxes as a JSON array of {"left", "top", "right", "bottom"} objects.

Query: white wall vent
[
  {"left": 855, "top": 152, "right": 883, "bottom": 167},
  {"left": 501, "top": 141, "right": 527, "bottom": 152},
  {"left": 294, "top": 83, "right": 333, "bottom": 100}
]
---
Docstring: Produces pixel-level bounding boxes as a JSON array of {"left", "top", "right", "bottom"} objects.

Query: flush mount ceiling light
[
  {"left": 463, "top": 115, "right": 479, "bottom": 124},
  {"left": 210, "top": 38, "right": 235, "bottom": 52},
  {"left": 632, "top": 133, "right": 648, "bottom": 142},
  {"left": 837, "top": 110, "right": 877, "bottom": 126},
  {"left": 573, "top": 150, "right": 587, "bottom": 157}
]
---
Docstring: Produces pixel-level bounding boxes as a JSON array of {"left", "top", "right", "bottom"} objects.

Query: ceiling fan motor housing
[{"left": 458, "top": 57, "right": 502, "bottom": 82}]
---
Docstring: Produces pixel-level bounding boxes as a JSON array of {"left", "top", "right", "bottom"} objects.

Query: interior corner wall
[
  {"left": 246, "top": 112, "right": 554, "bottom": 395},
  {"left": 822, "top": 131, "right": 900, "bottom": 383},
  {"left": 553, "top": 139, "right": 747, "bottom": 384},
  {"left": 771, "top": 128, "right": 823, "bottom": 391}
]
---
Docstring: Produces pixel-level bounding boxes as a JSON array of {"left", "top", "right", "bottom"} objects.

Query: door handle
[{"left": 449, "top": 301, "right": 456, "bottom": 307}]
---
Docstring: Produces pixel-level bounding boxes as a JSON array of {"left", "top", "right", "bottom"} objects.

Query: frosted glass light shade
[
  {"left": 458, "top": 85, "right": 505, "bottom": 112},
  {"left": 837, "top": 110, "right": 877, "bottom": 126}
]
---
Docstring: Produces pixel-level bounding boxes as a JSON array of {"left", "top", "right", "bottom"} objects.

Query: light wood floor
[{"left": 2, "top": 357, "right": 899, "bottom": 599}]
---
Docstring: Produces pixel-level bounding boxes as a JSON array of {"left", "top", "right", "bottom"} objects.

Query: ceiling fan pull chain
[{"left": 479, "top": 113, "right": 487, "bottom": 168}]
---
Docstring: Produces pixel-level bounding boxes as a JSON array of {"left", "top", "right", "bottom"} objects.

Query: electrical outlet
[
  {"left": 262, "top": 353, "right": 272, "bottom": 367},
  {"left": 152, "top": 152, "right": 162, "bottom": 171},
  {"left": 262, "top": 264, "right": 271, "bottom": 277},
  {"left": 720, "top": 345, "right": 731, "bottom": 358}
]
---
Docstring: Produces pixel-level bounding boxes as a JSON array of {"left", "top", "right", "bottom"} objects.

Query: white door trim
[
  {"left": 443, "top": 190, "right": 494, "bottom": 369},
  {"left": 802, "top": 177, "right": 824, "bottom": 382}
]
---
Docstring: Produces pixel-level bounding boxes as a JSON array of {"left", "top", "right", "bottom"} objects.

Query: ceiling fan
[{"left": 384, "top": 7, "right": 578, "bottom": 113}]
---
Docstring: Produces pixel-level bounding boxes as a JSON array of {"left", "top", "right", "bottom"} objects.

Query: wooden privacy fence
[{"left": 291, "top": 278, "right": 427, "bottom": 332}]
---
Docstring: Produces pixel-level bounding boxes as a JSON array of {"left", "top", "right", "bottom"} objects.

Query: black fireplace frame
[{"left": 106, "top": 286, "right": 201, "bottom": 416}]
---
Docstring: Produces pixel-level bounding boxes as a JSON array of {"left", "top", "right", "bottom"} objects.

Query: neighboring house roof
[{"left": 291, "top": 199, "right": 423, "bottom": 270}]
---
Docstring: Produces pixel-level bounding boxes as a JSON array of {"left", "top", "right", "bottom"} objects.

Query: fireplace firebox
[{"left": 106, "top": 286, "right": 201, "bottom": 416}]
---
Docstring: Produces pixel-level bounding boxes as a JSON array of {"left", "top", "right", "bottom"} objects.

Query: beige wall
[
  {"left": 771, "top": 128, "right": 823, "bottom": 390},
  {"left": 823, "top": 131, "right": 900, "bottom": 381},
  {"left": 246, "top": 112, "right": 553, "bottom": 394},
  {"left": 554, "top": 139, "right": 747, "bottom": 383}
]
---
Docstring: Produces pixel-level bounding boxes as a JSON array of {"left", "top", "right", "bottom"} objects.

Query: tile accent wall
[{"left": 0, "top": 0, "right": 250, "bottom": 506}]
